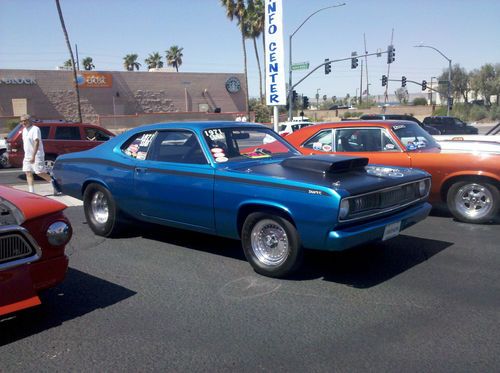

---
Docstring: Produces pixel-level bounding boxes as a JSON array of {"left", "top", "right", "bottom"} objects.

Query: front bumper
[{"left": 324, "top": 202, "right": 432, "bottom": 251}]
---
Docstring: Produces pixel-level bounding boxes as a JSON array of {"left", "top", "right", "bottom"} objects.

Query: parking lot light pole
[
  {"left": 414, "top": 44, "right": 452, "bottom": 116},
  {"left": 288, "top": 3, "right": 346, "bottom": 121}
]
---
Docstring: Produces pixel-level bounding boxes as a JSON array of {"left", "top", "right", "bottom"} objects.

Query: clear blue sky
[{"left": 1, "top": 0, "right": 499, "bottom": 100}]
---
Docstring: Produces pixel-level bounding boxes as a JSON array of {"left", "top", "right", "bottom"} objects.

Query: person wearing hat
[{"left": 20, "top": 114, "right": 61, "bottom": 195}]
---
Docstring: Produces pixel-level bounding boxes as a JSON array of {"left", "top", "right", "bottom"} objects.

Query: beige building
[{"left": 0, "top": 69, "right": 246, "bottom": 128}]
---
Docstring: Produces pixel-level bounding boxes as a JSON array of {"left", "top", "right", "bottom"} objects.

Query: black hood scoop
[{"left": 280, "top": 155, "right": 368, "bottom": 174}]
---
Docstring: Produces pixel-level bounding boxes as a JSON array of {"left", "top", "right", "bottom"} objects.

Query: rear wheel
[
  {"left": 241, "top": 212, "right": 303, "bottom": 278},
  {"left": 44, "top": 155, "right": 57, "bottom": 175},
  {"left": 0, "top": 150, "right": 10, "bottom": 168},
  {"left": 447, "top": 181, "right": 499, "bottom": 223},
  {"left": 83, "top": 183, "right": 123, "bottom": 237}
]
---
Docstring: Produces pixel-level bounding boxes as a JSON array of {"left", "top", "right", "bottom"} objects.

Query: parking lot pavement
[{"left": 12, "top": 183, "right": 82, "bottom": 207}]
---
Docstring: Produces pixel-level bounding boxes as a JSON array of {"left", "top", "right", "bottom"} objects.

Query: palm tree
[
  {"left": 55, "top": 0, "right": 82, "bottom": 122},
  {"left": 221, "top": 0, "right": 250, "bottom": 117},
  {"left": 63, "top": 59, "right": 73, "bottom": 69},
  {"left": 82, "top": 57, "right": 95, "bottom": 71},
  {"left": 166, "top": 46, "right": 183, "bottom": 72},
  {"left": 145, "top": 52, "right": 164, "bottom": 69},
  {"left": 245, "top": 0, "right": 264, "bottom": 103},
  {"left": 123, "top": 54, "right": 141, "bottom": 71}
]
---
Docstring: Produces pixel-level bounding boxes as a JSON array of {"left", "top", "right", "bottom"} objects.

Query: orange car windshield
[{"left": 392, "top": 122, "right": 440, "bottom": 151}]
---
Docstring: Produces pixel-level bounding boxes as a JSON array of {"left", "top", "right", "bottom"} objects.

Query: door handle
[{"left": 135, "top": 167, "right": 147, "bottom": 173}]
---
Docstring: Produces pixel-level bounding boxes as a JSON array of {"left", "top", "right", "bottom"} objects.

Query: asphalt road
[{"left": 0, "top": 171, "right": 499, "bottom": 372}]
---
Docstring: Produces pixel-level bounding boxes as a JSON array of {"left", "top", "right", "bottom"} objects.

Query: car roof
[{"left": 129, "top": 121, "right": 268, "bottom": 133}]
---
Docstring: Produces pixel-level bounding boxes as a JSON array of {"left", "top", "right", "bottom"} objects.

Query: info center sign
[{"left": 265, "top": 0, "right": 286, "bottom": 106}]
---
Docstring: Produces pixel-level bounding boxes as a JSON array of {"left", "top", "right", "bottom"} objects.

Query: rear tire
[
  {"left": 0, "top": 150, "right": 10, "bottom": 169},
  {"left": 241, "top": 212, "right": 303, "bottom": 278},
  {"left": 44, "top": 155, "right": 57, "bottom": 175},
  {"left": 83, "top": 183, "right": 123, "bottom": 237},
  {"left": 447, "top": 181, "right": 499, "bottom": 224}
]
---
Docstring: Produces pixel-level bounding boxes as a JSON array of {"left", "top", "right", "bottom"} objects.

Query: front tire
[
  {"left": 83, "top": 183, "right": 123, "bottom": 237},
  {"left": 241, "top": 212, "right": 303, "bottom": 278},
  {"left": 447, "top": 181, "right": 499, "bottom": 224}
]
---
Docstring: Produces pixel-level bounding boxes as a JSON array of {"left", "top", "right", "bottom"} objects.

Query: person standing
[{"left": 20, "top": 115, "right": 60, "bottom": 195}]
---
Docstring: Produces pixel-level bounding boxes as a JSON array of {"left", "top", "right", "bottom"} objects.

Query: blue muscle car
[{"left": 53, "top": 122, "right": 432, "bottom": 278}]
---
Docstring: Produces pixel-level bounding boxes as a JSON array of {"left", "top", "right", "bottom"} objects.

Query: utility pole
[
  {"left": 364, "top": 33, "right": 369, "bottom": 98},
  {"left": 384, "top": 28, "right": 394, "bottom": 104},
  {"left": 75, "top": 43, "right": 80, "bottom": 71},
  {"left": 359, "top": 59, "right": 363, "bottom": 104}
]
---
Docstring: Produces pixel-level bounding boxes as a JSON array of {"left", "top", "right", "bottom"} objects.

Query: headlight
[
  {"left": 339, "top": 199, "right": 350, "bottom": 220},
  {"left": 47, "top": 221, "right": 72, "bottom": 246},
  {"left": 418, "top": 180, "right": 429, "bottom": 197}
]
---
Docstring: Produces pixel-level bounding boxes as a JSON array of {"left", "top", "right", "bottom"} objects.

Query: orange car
[{"left": 285, "top": 120, "right": 500, "bottom": 224}]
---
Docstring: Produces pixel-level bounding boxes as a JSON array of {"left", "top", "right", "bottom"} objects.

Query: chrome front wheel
[
  {"left": 242, "top": 212, "right": 303, "bottom": 278},
  {"left": 83, "top": 183, "right": 122, "bottom": 237},
  {"left": 91, "top": 190, "right": 110, "bottom": 224}
]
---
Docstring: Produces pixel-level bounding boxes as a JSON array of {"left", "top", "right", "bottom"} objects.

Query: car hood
[
  {"left": 0, "top": 185, "right": 67, "bottom": 224},
  {"left": 221, "top": 155, "right": 429, "bottom": 196}
]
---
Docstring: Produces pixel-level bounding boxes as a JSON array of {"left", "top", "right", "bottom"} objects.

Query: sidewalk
[{"left": 13, "top": 183, "right": 83, "bottom": 207}]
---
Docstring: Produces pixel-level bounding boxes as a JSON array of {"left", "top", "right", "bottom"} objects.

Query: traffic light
[
  {"left": 292, "top": 90, "right": 297, "bottom": 101},
  {"left": 382, "top": 75, "right": 387, "bottom": 86},
  {"left": 387, "top": 45, "right": 395, "bottom": 64},
  {"left": 324, "top": 58, "right": 331, "bottom": 75},
  {"left": 351, "top": 52, "right": 358, "bottom": 69},
  {"left": 421, "top": 80, "right": 427, "bottom": 91},
  {"left": 401, "top": 76, "right": 407, "bottom": 87},
  {"left": 302, "top": 96, "right": 309, "bottom": 109},
  {"left": 448, "top": 97, "right": 453, "bottom": 111}
]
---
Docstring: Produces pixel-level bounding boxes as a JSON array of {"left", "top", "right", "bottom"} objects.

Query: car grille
[
  {"left": 341, "top": 180, "right": 429, "bottom": 222},
  {"left": 0, "top": 227, "right": 40, "bottom": 268}
]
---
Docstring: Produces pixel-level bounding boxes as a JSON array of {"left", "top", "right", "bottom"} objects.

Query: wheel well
[
  {"left": 81, "top": 180, "right": 106, "bottom": 198},
  {"left": 440, "top": 175, "right": 500, "bottom": 202},
  {"left": 45, "top": 154, "right": 57, "bottom": 160},
  {"left": 236, "top": 204, "right": 295, "bottom": 238}
]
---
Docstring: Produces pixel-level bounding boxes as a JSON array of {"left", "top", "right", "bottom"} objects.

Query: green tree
[
  {"left": 123, "top": 54, "right": 141, "bottom": 71},
  {"left": 63, "top": 59, "right": 73, "bottom": 69},
  {"left": 82, "top": 57, "right": 95, "bottom": 71},
  {"left": 145, "top": 52, "right": 164, "bottom": 69},
  {"left": 55, "top": 0, "right": 82, "bottom": 122},
  {"left": 437, "top": 64, "right": 470, "bottom": 103},
  {"left": 166, "top": 46, "right": 183, "bottom": 72},
  {"left": 245, "top": 0, "right": 264, "bottom": 104},
  {"left": 221, "top": 0, "right": 250, "bottom": 117},
  {"left": 474, "top": 64, "right": 497, "bottom": 105}
]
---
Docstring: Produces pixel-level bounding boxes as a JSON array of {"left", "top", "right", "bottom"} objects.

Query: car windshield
[
  {"left": 391, "top": 122, "right": 440, "bottom": 151},
  {"left": 202, "top": 127, "right": 299, "bottom": 162},
  {"left": 7, "top": 123, "right": 22, "bottom": 139}
]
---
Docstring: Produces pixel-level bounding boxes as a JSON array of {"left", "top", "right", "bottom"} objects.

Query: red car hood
[{"left": 0, "top": 185, "right": 67, "bottom": 222}]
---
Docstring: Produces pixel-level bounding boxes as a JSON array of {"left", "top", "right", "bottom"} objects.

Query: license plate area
[{"left": 383, "top": 221, "right": 401, "bottom": 241}]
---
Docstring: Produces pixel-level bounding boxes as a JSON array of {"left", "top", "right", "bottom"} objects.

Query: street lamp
[
  {"left": 414, "top": 44, "right": 452, "bottom": 116},
  {"left": 288, "top": 3, "right": 346, "bottom": 120},
  {"left": 316, "top": 88, "right": 321, "bottom": 110}
]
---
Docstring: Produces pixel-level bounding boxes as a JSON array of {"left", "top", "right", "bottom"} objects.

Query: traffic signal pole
[{"left": 290, "top": 50, "right": 389, "bottom": 93}]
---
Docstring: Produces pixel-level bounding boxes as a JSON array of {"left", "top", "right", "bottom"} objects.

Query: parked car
[
  {"left": 53, "top": 122, "right": 431, "bottom": 278},
  {"left": 422, "top": 116, "right": 479, "bottom": 135},
  {"left": 0, "top": 185, "right": 72, "bottom": 317},
  {"left": 286, "top": 120, "right": 500, "bottom": 223},
  {"left": 278, "top": 121, "right": 313, "bottom": 136},
  {"left": 0, "top": 138, "right": 10, "bottom": 168},
  {"left": 6, "top": 119, "right": 115, "bottom": 173},
  {"left": 360, "top": 114, "right": 441, "bottom": 135}
]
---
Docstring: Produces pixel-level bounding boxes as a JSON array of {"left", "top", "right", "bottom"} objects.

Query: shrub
[
  {"left": 468, "top": 105, "right": 488, "bottom": 121},
  {"left": 412, "top": 98, "right": 428, "bottom": 106},
  {"left": 6, "top": 119, "right": 19, "bottom": 131},
  {"left": 489, "top": 105, "right": 500, "bottom": 121},
  {"left": 343, "top": 111, "right": 363, "bottom": 118}
]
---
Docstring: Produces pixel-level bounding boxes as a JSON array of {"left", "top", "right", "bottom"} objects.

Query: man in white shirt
[{"left": 21, "top": 115, "right": 61, "bottom": 195}]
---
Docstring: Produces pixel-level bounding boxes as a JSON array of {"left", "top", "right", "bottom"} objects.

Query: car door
[{"left": 133, "top": 129, "right": 215, "bottom": 232}]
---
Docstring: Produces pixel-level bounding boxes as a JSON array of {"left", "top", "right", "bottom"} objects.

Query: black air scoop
[{"left": 280, "top": 155, "right": 368, "bottom": 174}]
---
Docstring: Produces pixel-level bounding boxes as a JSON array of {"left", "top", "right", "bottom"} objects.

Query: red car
[
  {"left": 285, "top": 120, "right": 500, "bottom": 224},
  {"left": 0, "top": 185, "right": 72, "bottom": 317},
  {"left": 6, "top": 120, "right": 114, "bottom": 172}
]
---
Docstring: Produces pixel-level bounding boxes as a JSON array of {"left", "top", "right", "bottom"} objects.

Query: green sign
[{"left": 291, "top": 62, "right": 310, "bottom": 71}]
